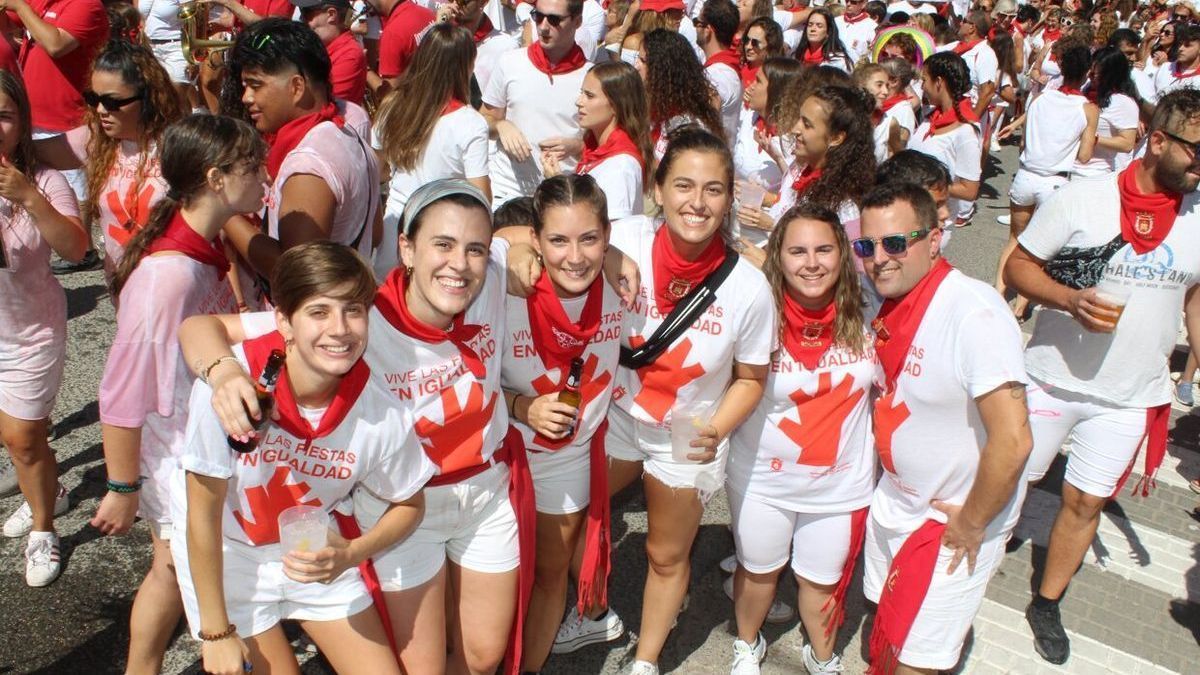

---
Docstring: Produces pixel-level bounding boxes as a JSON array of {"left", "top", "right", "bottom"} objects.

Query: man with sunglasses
[
  {"left": 292, "top": 0, "right": 367, "bottom": 105},
  {"left": 835, "top": 0, "right": 877, "bottom": 64},
  {"left": 1006, "top": 89, "right": 1200, "bottom": 666},
  {"left": 857, "top": 182, "right": 1032, "bottom": 675},
  {"left": 482, "top": 0, "right": 591, "bottom": 208}
]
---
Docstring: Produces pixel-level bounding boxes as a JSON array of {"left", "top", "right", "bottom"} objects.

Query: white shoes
[
  {"left": 802, "top": 643, "right": 845, "bottom": 674},
  {"left": 25, "top": 531, "right": 61, "bottom": 587},
  {"left": 553, "top": 605, "right": 626, "bottom": 654},
  {"left": 722, "top": 575, "right": 797, "bottom": 624},
  {"left": 997, "top": 213, "right": 1012, "bottom": 226},
  {"left": 730, "top": 633, "right": 767, "bottom": 674},
  {"left": 629, "top": 660, "right": 659, "bottom": 675},
  {"left": 3, "top": 482, "right": 69, "bottom": 538},
  {"left": 719, "top": 553, "right": 738, "bottom": 574}
]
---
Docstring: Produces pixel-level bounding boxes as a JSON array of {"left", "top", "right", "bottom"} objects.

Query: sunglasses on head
[
  {"left": 532, "top": 9, "right": 569, "bottom": 26},
  {"left": 851, "top": 228, "right": 930, "bottom": 258},
  {"left": 82, "top": 90, "right": 143, "bottom": 111}
]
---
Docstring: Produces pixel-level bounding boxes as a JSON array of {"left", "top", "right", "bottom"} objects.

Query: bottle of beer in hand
[
  {"left": 558, "top": 358, "right": 584, "bottom": 437},
  {"left": 228, "top": 349, "right": 286, "bottom": 454}
]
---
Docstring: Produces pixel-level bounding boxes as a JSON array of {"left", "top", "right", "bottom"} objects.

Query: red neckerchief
[
  {"left": 801, "top": 44, "right": 826, "bottom": 65},
  {"left": 753, "top": 114, "right": 776, "bottom": 151},
  {"left": 145, "top": 209, "right": 229, "bottom": 277},
  {"left": 526, "top": 42, "right": 587, "bottom": 82},
  {"left": 739, "top": 64, "right": 759, "bottom": 90},
  {"left": 952, "top": 38, "right": 981, "bottom": 55},
  {"left": 704, "top": 47, "right": 740, "bottom": 70},
  {"left": 1041, "top": 27, "right": 1062, "bottom": 42},
  {"left": 374, "top": 268, "right": 487, "bottom": 378},
  {"left": 791, "top": 164, "right": 822, "bottom": 197},
  {"left": 872, "top": 257, "right": 953, "bottom": 389},
  {"left": 1013, "top": 23, "right": 1027, "bottom": 38},
  {"left": 1118, "top": 159, "right": 1182, "bottom": 255},
  {"left": 781, "top": 295, "right": 836, "bottom": 369},
  {"left": 1172, "top": 60, "right": 1200, "bottom": 80},
  {"left": 443, "top": 98, "right": 465, "bottom": 116},
  {"left": 1058, "top": 85, "right": 1085, "bottom": 96},
  {"left": 576, "top": 127, "right": 644, "bottom": 175},
  {"left": 874, "top": 93, "right": 909, "bottom": 125},
  {"left": 867, "top": 520, "right": 946, "bottom": 675},
  {"left": 470, "top": 14, "right": 494, "bottom": 43},
  {"left": 242, "top": 331, "right": 370, "bottom": 440},
  {"left": 264, "top": 101, "right": 344, "bottom": 181},
  {"left": 842, "top": 11, "right": 868, "bottom": 24},
  {"left": 923, "top": 98, "right": 979, "bottom": 139},
  {"left": 651, "top": 225, "right": 727, "bottom": 314},
  {"left": 525, "top": 272, "right": 604, "bottom": 370}
]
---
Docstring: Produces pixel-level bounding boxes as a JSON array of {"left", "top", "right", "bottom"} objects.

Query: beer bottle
[
  {"left": 228, "top": 349, "right": 286, "bottom": 453},
  {"left": 558, "top": 358, "right": 584, "bottom": 436}
]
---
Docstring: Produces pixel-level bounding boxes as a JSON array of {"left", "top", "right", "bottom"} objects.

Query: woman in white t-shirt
[
  {"left": 738, "top": 17, "right": 787, "bottom": 95},
  {"left": 638, "top": 29, "right": 727, "bottom": 159},
  {"left": 856, "top": 63, "right": 915, "bottom": 163},
  {"left": 94, "top": 114, "right": 266, "bottom": 675},
  {"left": 1073, "top": 47, "right": 1141, "bottom": 177},
  {"left": 726, "top": 203, "right": 875, "bottom": 675},
  {"left": 177, "top": 243, "right": 431, "bottom": 675},
  {"left": 0, "top": 71, "right": 89, "bottom": 589},
  {"left": 373, "top": 24, "right": 491, "bottom": 278},
  {"left": 793, "top": 8, "right": 853, "bottom": 72},
  {"left": 732, "top": 57, "right": 802, "bottom": 236}
]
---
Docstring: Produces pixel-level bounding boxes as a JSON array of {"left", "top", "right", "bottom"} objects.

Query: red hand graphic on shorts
[
  {"left": 873, "top": 389, "right": 910, "bottom": 474},
  {"left": 104, "top": 183, "right": 156, "bottom": 247},
  {"left": 529, "top": 353, "right": 612, "bottom": 450},
  {"left": 778, "top": 371, "right": 864, "bottom": 467},
  {"left": 629, "top": 336, "right": 706, "bottom": 423},
  {"left": 232, "top": 466, "right": 322, "bottom": 545},
  {"left": 414, "top": 381, "right": 498, "bottom": 473}
]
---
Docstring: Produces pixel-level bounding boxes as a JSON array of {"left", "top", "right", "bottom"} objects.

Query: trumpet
[{"left": 179, "top": 1, "right": 234, "bottom": 67}]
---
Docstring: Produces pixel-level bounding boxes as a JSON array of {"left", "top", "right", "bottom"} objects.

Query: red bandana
[
  {"left": 1117, "top": 160, "right": 1181, "bottom": 255},
  {"left": 842, "top": 11, "right": 868, "bottom": 23},
  {"left": 872, "top": 257, "right": 953, "bottom": 389},
  {"left": 704, "top": 47, "right": 741, "bottom": 71},
  {"left": 781, "top": 296, "right": 836, "bottom": 369},
  {"left": 951, "top": 38, "right": 981, "bottom": 55},
  {"left": 525, "top": 272, "right": 604, "bottom": 370},
  {"left": 1041, "top": 27, "right": 1062, "bottom": 42},
  {"left": 145, "top": 209, "right": 229, "bottom": 277},
  {"left": 881, "top": 93, "right": 909, "bottom": 113},
  {"left": 740, "top": 64, "right": 759, "bottom": 90},
  {"left": 1172, "top": 60, "right": 1200, "bottom": 80},
  {"left": 1058, "top": 85, "right": 1085, "bottom": 97},
  {"left": 754, "top": 114, "right": 777, "bottom": 151},
  {"left": 791, "top": 164, "right": 822, "bottom": 197},
  {"left": 470, "top": 14, "right": 494, "bottom": 43},
  {"left": 923, "top": 98, "right": 980, "bottom": 139},
  {"left": 374, "top": 268, "right": 487, "bottom": 378},
  {"left": 265, "top": 101, "right": 344, "bottom": 181},
  {"left": 867, "top": 520, "right": 947, "bottom": 675},
  {"left": 576, "top": 127, "right": 644, "bottom": 175},
  {"left": 801, "top": 44, "right": 826, "bottom": 65},
  {"left": 443, "top": 98, "right": 465, "bottom": 116},
  {"left": 241, "top": 331, "right": 370, "bottom": 441},
  {"left": 527, "top": 42, "right": 587, "bottom": 81},
  {"left": 651, "top": 225, "right": 727, "bottom": 314}
]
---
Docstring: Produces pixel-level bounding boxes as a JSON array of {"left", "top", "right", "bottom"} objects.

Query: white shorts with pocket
[
  {"left": 862, "top": 516, "right": 1006, "bottom": 670},
  {"left": 172, "top": 530, "right": 372, "bottom": 638},
  {"left": 1008, "top": 167, "right": 1069, "bottom": 207},
  {"left": 358, "top": 462, "right": 519, "bottom": 591},
  {"left": 151, "top": 40, "right": 191, "bottom": 84},
  {"left": 728, "top": 486, "right": 854, "bottom": 584},
  {"left": 1024, "top": 379, "right": 1148, "bottom": 497},
  {"left": 605, "top": 404, "right": 729, "bottom": 491},
  {"left": 528, "top": 442, "right": 591, "bottom": 514}
]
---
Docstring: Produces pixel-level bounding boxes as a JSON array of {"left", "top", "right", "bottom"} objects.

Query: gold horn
[{"left": 179, "top": 1, "right": 234, "bottom": 67}]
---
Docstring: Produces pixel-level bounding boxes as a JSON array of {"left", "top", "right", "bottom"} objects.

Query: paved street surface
[{"left": 0, "top": 145, "right": 1196, "bottom": 674}]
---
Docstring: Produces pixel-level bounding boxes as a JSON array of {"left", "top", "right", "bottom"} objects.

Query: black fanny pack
[{"left": 1043, "top": 234, "right": 1124, "bottom": 290}]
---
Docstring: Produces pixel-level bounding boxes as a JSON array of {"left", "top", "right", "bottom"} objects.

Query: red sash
[
  {"left": 332, "top": 512, "right": 400, "bottom": 661},
  {"left": 1112, "top": 404, "right": 1171, "bottom": 498},
  {"left": 525, "top": 272, "right": 604, "bottom": 371},
  {"left": 1117, "top": 160, "right": 1181, "bottom": 255},
  {"left": 872, "top": 258, "right": 954, "bottom": 389},
  {"left": 923, "top": 98, "right": 980, "bottom": 139},
  {"left": 651, "top": 225, "right": 727, "bottom": 314},
  {"left": 374, "top": 269, "right": 487, "bottom": 378},
  {"left": 867, "top": 520, "right": 946, "bottom": 674},
  {"left": 575, "top": 420, "right": 612, "bottom": 616},
  {"left": 500, "top": 426, "right": 537, "bottom": 675},
  {"left": 527, "top": 42, "right": 587, "bottom": 82},
  {"left": 145, "top": 209, "right": 230, "bottom": 277},
  {"left": 265, "top": 101, "right": 344, "bottom": 180},
  {"left": 822, "top": 507, "right": 868, "bottom": 636},
  {"left": 576, "top": 127, "right": 644, "bottom": 175},
  {"left": 781, "top": 295, "right": 836, "bottom": 370}
]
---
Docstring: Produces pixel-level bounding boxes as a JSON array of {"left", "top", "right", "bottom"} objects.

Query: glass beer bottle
[
  {"left": 228, "top": 349, "right": 286, "bottom": 453},
  {"left": 558, "top": 358, "right": 584, "bottom": 437}
]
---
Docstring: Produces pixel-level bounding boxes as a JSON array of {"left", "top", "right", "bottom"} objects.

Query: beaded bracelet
[
  {"left": 106, "top": 477, "right": 144, "bottom": 494},
  {"left": 198, "top": 624, "right": 238, "bottom": 642}
]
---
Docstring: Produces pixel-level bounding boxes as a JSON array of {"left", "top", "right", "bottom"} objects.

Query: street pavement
[{"left": 0, "top": 144, "right": 1197, "bottom": 675}]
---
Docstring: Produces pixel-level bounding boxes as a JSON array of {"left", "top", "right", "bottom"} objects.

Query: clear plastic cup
[
  {"left": 1094, "top": 281, "right": 1132, "bottom": 327},
  {"left": 739, "top": 181, "right": 767, "bottom": 211},
  {"left": 670, "top": 401, "right": 714, "bottom": 463},
  {"left": 278, "top": 505, "right": 329, "bottom": 557}
]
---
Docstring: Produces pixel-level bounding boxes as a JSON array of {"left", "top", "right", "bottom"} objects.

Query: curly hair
[
  {"left": 797, "top": 85, "right": 877, "bottom": 211},
  {"left": 643, "top": 30, "right": 724, "bottom": 143},
  {"left": 1093, "top": 11, "right": 1119, "bottom": 45},
  {"left": 776, "top": 64, "right": 852, "bottom": 132},
  {"left": 82, "top": 40, "right": 186, "bottom": 229}
]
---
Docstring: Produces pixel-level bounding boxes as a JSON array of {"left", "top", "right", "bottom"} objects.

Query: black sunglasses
[
  {"left": 532, "top": 9, "right": 570, "bottom": 26},
  {"left": 82, "top": 90, "right": 143, "bottom": 111},
  {"left": 851, "top": 228, "right": 931, "bottom": 259},
  {"left": 746, "top": 37, "right": 764, "bottom": 49},
  {"left": 1161, "top": 129, "right": 1200, "bottom": 157}
]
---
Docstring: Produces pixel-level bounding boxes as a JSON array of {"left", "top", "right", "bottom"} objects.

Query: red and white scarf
[
  {"left": 374, "top": 268, "right": 487, "bottom": 378},
  {"left": 525, "top": 272, "right": 604, "bottom": 371}
]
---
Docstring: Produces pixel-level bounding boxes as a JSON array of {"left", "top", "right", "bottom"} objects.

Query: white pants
[{"left": 728, "top": 486, "right": 856, "bottom": 584}]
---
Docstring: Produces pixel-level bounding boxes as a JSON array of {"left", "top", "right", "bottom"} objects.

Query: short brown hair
[{"left": 271, "top": 241, "right": 377, "bottom": 317}]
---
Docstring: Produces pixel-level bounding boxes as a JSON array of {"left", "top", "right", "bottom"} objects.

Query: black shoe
[
  {"left": 1026, "top": 601, "right": 1070, "bottom": 664},
  {"left": 51, "top": 249, "right": 101, "bottom": 275}
]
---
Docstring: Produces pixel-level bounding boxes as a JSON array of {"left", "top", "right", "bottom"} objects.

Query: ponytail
[{"left": 110, "top": 197, "right": 178, "bottom": 298}]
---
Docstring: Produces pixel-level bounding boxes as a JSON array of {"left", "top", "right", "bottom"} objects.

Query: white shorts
[
  {"left": 1008, "top": 167, "right": 1069, "bottom": 207},
  {"left": 527, "top": 442, "right": 591, "bottom": 515},
  {"left": 172, "top": 530, "right": 372, "bottom": 639},
  {"left": 605, "top": 405, "right": 729, "bottom": 491},
  {"left": 358, "top": 462, "right": 520, "bottom": 591},
  {"left": 728, "top": 487, "right": 854, "bottom": 584},
  {"left": 32, "top": 130, "right": 86, "bottom": 203},
  {"left": 151, "top": 40, "right": 191, "bottom": 84},
  {"left": 1024, "top": 380, "right": 1148, "bottom": 497},
  {"left": 862, "top": 517, "right": 1006, "bottom": 670},
  {"left": 0, "top": 329, "right": 64, "bottom": 421}
]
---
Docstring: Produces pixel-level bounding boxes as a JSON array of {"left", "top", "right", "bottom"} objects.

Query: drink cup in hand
[
  {"left": 670, "top": 401, "right": 713, "bottom": 463},
  {"left": 278, "top": 505, "right": 329, "bottom": 560},
  {"left": 739, "top": 181, "right": 767, "bottom": 211},
  {"left": 1094, "top": 281, "right": 1131, "bottom": 328}
]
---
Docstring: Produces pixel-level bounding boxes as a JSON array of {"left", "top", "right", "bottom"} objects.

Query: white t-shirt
[
  {"left": 728, "top": 336, "right": 877, "bottom": 513},
  {"left": 1152, "top": 62, "right": 1200, "bottom": 103},
  {"left": 1074, "top": 93, "right": 1139, "bottom": 177},
  {"left": 482, "top": 48, "right": 592, "bottom": 206},
  {"left": 835, "top": 14, "right": 877, "bottom": 64},
  {"left": 706, "top": 62, "right": 742, "bottom": 147},
  {"left": 139, "top": 0, "right": 182, "bottom": 40},
  {"left": 607, "top": 216, "right": 775, "bottom": 425},
  {"left": 959, "top": 41, "right": 999, "bottom": 106},
  {"left": 870, "top": 270, "right": 1029, "bottom": 539},
  {"left": 175, "top": 350, "right": 436, "bottom": 547},
  {"left": 373, "top": 106, "right": 490, "bottom": 278},
  {"left": 475, "top": 31, "right": 521, "bottom": 95},
  {"left": 1131, "top": 66, "right": 1157, "bottom": 103},
  {"left": 1020, "top": 173, "right": 1200, "bottom": 408},
  {"left": 907, "top": 121, "right": 982, "bottom": 221},
  {"left": 1020, "top": 89, "right": 1088, "bottom": 175},
  {"left": 733, "top": 109, "right": 787, "bottom": 190},
  {"left": 873, "top": 104, "right": 917, "bottom": 164},
  {"left": 582, "top": 154, "right": 643, "bottom": 220}
]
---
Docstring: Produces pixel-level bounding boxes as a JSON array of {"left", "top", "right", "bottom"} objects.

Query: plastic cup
[
  {"left": 1094, "top": 282, "right": 1132, "bottom": 327},
  {"left": 670, "top": 401, "right": 713, "bottom": 463},
  {"left": 278, "top": 505, "right": 329, "bottom": 557},
  {"left": 739, "top": 181, "right": 767, "bottom": 211}
]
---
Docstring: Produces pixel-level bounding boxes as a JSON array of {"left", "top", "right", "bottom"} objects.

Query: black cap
[{"left": 289, "top": 0, "right": 352, "bottom": 9}]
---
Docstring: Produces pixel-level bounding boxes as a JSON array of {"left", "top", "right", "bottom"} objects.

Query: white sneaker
[
  {"left": 3, "top": 482, "right": 69, "bottom": 538},
  {"left": 25, "top": 532, "right": 61, "bottom": 587},
  {"left": 720, "top": 553, "right": 738, "bottom": 574},
  {"left": 731, "top": 634, "right": 767, "bottom": 674},
  {"left": 552, "top": 606, "right": 625, "bottom": 654},
  {"left": 629, "top": 660, "right": 659, "bottom": 675},
  {"left": 996, "top": 213, "right": 1012, "bottom": 226},
  {"left": 723, "top": 575, "right": 796, "bottom": 624},
  {"left": 802, "top": 643, "right": 845, "bottom": 674}
]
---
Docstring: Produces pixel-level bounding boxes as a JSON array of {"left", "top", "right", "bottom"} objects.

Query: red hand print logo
[
  {"left": 414, "top": 381, "right": 498, "bottom": 473},
  {"left": 629, "top": 336, "right": 706, "bottom": 423},
  {"left": 873, "top": 389, "right": 910, "bottom": 474},
  {"left": 104, "top": 183, "right": 157, "bottom": 247},
  {"left": 529, "top": 354, "right": 612, "bottom": 450},
  {"left": 232, "top": 466, "right": 323, "bottom": 545},
  {"left": 778, "top": 371, "right": 865, "bottom": 467}
]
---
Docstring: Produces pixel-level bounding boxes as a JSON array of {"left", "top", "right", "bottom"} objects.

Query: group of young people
[{"left": 0, "top": 0, "right": 1196, "bottom": 674}]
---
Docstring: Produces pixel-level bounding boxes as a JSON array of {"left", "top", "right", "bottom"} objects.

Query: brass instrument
[{"left": 179, "top": 1, "right": 234, "bottom": 67}]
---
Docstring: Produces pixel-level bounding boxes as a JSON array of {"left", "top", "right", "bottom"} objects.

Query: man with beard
[{"left": 1006, "top": 88, "right": 1200, "bottom": 665}]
